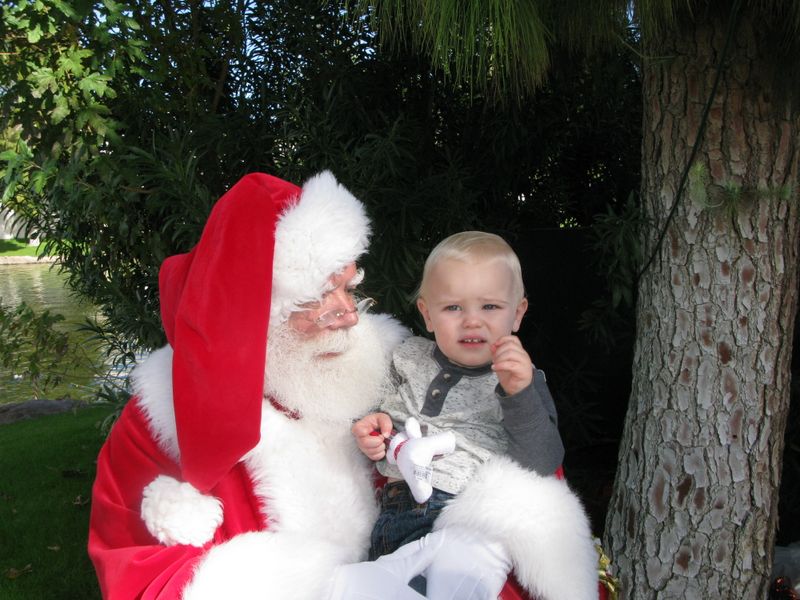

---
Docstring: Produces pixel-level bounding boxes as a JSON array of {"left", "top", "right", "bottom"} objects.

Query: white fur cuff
[
  {"left": 435, "top": 457, "right": 598, "bottom": 600},
  {"left": 183, "top": 531, "right": 347, "bottom": 600},
  {"left": 141, "top": 475, "right": 223, "bottom": 547}
]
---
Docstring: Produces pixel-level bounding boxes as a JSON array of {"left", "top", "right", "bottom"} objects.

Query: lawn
[
  {"left": 0, "top": 239, "right": 46, "bottom": 258},
  {"left": 0, "top": 405, "right": 113, "bottom": 600}
]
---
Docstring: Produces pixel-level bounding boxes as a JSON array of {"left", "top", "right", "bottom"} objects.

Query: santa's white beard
[{"left": 264, "top": 315, "right": 387, "bottom": 424}]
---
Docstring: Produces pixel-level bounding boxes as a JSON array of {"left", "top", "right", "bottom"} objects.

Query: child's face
[{"left": 416, "top": 257, "right": 527, "bottom": 368}]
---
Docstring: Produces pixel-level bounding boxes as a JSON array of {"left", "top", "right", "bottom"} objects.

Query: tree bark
[{"left": 604, "top": 9, "right": 800, "bottom": 599}]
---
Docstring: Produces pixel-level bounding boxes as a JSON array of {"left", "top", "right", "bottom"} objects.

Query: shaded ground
[{"left": 0, "top": 399, "right": 85, "bottom": 425}]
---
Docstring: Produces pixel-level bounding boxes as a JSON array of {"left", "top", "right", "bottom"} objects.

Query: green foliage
[
  {"left": 689, "top": 162, "right": 796, "bottom": 227},
  {"left": 0, "top": 406, "right": 112, "bottom": 599},
  {"left": 0, "top": 301, "right": 96, "bottom": 399},
  {"left": 545, "top": 354, "right": 607, "bottom": 448},
  {"left": 580, "top": 191, "right": 648, "bottom": 348},
  {"left": 1, "top": 0, "right": 144, "bottom": 207},
  {"left": 0, "top": 0, "right": 642, "bottom": 401},
  {"left": 353, "top": 0, "right": 628, "bottom": 102}
]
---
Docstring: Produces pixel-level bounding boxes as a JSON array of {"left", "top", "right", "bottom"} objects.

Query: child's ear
[
  {"left": 416, "top": 298, "right": 435, "bottom": 333},
  {"left": 512, "top": 297, "right": 528, "bottom": 332}
]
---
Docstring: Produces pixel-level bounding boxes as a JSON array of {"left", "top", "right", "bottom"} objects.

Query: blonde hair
[{"left": 417, "top": 231, "right": 525, "bottom": 301}]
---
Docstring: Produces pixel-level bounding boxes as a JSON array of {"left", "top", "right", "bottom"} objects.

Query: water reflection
[
  {"left": 0, "top": 263, "right": 104, "bottom": 404},
  {"left": 0, "top": 263, "right": 93, "bottom": 319}
]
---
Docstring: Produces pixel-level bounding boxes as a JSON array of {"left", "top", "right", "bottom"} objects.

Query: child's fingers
[
  {"left": 366, "top": 449, "right": 386, "bottom": 461},
  {"left": 491, "top": 337, "right": 527, "bottom": 359},
  {"left": 351, "top": 413, "right": 393, "bottom": 438},
  {"left": 356, "top": 432, "right": 388, "bottom": 461},
  {"left": 365, "top": 443, "right": 385, "bottom": 460},
  {"left": 375, "top": 412, "right": 394, "bottom": 437},
  {"left": 493, "top": 363, "right": 531, "bottom": 381},
  {"left": 491, "top": 335, "right": 523, "bottom": 350},
  {"left": 492, "top": 348, "right": 530, "bottom": 370},
  {"left": 351, "top": 419, "right": 374, "bottom": 439},
  {"left": 361, "top": 435, "right": 387, "bottom": 450}
]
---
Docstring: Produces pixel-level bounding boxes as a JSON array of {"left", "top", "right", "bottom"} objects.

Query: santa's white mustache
[{"left": 309, "top": 327, "right": 354, "bottom": 355}]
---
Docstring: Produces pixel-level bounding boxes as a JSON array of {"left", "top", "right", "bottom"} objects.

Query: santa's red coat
[{"left": 89, "top": 397, "right": 261, "bottom": 599}]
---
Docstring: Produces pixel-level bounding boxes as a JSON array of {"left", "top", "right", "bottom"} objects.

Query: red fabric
[
  {"left": 499, "top": 581, "right": 529, "bottom": 600},
  {"left": 500, "top": 578, "right": 609, "bottom": 600},
  {"left": 158, "top": 173, "right": 299, "bottom": 492},
  {"left": 88, "top": 399, "right": 267, "bottom": 600}
]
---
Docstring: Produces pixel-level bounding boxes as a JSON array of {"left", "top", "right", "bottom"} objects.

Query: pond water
[{"left": 0, "top": 263, "right": 106, "bottom": 405}]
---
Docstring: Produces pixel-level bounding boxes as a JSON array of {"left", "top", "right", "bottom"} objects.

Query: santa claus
[{"left": 88, "top": 171, "right": 601, "bottom": 600}]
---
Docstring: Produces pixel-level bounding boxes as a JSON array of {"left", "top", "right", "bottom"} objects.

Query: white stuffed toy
[{"left": 385, "top": 417, "right": 456, "bottom": 504}]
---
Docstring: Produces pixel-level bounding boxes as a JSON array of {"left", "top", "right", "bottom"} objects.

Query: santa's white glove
[
  {"left": 387, "top": 417, "right": 456, "bottom": 504},
  {"left": 326, "top": 529, "right": 446, "bottom": 600},
  {"left": 426, "top": 527, "right": 512, "bottom": 600}
]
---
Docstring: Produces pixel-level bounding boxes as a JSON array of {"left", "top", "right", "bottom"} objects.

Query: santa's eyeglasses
[{"left": 296, "top": 294, "right": 376, "bottom": 330}]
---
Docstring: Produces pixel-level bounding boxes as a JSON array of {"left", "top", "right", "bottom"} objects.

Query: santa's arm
[{"left": 88, "top": 402, "right": 207, "bottom": 599}]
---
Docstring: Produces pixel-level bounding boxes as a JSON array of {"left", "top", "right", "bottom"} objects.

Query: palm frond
[{"left": 352, "top": 0, "right": 627, "bottom": 100}]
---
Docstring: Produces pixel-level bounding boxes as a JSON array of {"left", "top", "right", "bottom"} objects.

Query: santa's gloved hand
[
  {"left": 387, "top": 417, "right": 456, "bottom": 503},
  {"left": 326, "top": 529, "right": 446, "bottom": 600},
  {"left": 426, "top": 527, "right": 512, "bottom": 600}
]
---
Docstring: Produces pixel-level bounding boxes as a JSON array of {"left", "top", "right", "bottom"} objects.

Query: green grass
[
  {"left": 0, "top": 405, "right": 114, "bottom": 600},
  {"left": 0, "top": 239, "right": 47, "bottom": 257}
]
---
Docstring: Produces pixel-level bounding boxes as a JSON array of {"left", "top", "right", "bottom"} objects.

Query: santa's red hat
[{"left": 158, "top": 171, "right": 371, "bottom": 492}]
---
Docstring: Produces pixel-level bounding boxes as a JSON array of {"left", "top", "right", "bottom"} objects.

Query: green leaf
[
  {"left": 74, "top": 48, "right": 94, "bottom": 61},
  {"left": 27, "top": 25, "right": 43, "bottom": 44},
  {"left": 31, "top": 170, "right": 48, "bottom": 194},
  {"left": 52, "top": 0, "right": 78, "bottom": 19},
  {"left": 58, "top": 54, "right": 85, "bottom": 77},
  {"left": 51, "top": 95, "right": 70, "bottom": 124},
  {"left": 28, "top": 67, "right": 57, "bottom": 96},
  {"left": 79, "top": 73, "right": 112, "bottom": 97},
  {"left": 102, "top": 0, "right": 122, "bottom": 15}
]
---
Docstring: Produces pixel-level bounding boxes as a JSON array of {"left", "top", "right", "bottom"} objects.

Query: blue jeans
[{"left": 369, "top": 481, "right": 455, "bottom": 560}]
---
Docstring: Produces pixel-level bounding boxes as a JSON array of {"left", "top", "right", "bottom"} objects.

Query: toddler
[{"left": 352, "top": 231, "right": 565, "bottom": 599}]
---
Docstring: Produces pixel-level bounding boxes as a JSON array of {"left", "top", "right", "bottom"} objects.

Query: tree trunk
[{"left": 604, "top": 9, "right": 800, "bottom": 599}]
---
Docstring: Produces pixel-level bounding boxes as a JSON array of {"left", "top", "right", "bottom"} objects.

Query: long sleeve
[
  {"left": 89, "top": 401, "right": 205, "bottom": 599},
  {"left": 499, "top": 369, "right": 564, "bottom": 475}
]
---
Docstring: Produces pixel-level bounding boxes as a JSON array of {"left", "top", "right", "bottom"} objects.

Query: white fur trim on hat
[
  {"left": 434, "top": 456, "right": 597, "bottom": 600},
  {"left": 271, "top": 171, "right": 371, "bottom": 321},
  {"left": 141, "top": 475, "right": 223, "bottom": 547}
]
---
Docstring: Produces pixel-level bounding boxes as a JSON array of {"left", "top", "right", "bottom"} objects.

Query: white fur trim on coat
[
  {"left": 366, "top": 311, "right": 410, "bottom": 363},
  {"left": 271, "top": 171, "right": 371, "bottom": 321},
  {"left": 141, "top": 475, "right": 223, "bottom": 547},
  {"left": 434, "top": 456, "right": 597, "bottom": 600},
  {"left": 131, "top": 345, "right": 179, "bottom": 461},
  {"left": 182, "top": 530, "right": 349, "bottom": 600}
]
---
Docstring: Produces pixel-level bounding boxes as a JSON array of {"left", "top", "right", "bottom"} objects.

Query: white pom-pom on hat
[{"left": 141, "top": 475, "right": 223, "bottom": 547}]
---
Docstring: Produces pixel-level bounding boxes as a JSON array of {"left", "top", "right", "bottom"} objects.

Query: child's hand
[
  {"left": 491, "top": 335, "right": 534, "bottom": 396},
  {"left": 351, "top": 412, "right": 394, "bottom": 460}
]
